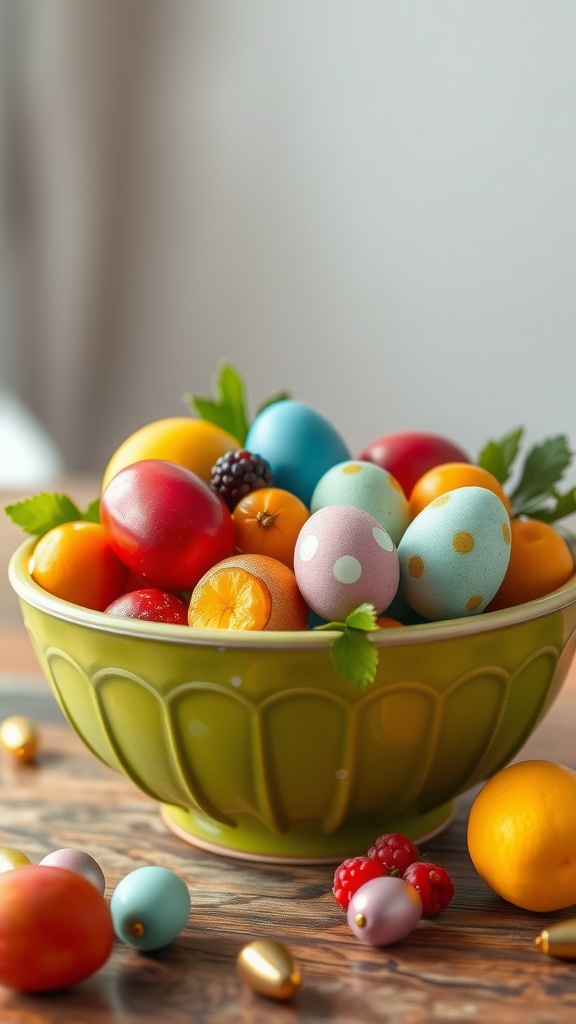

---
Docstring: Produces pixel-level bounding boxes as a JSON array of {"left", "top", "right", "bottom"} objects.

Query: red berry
[
  {"left": 402, "top": 861, "right": 454, "bottom": 916},
  {"left": 333, "top": 856, "right": 388, "bottom": 910},
  {"left": 105, "top": 588, "right": 189, "bottom": 625},
  {"left": 367, "top": 832, "right": 420, "bottom": 874}
]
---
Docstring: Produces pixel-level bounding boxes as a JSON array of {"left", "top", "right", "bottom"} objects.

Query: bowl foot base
[{"left": 160, "top": 800, "right": 456, "bottom": 864}]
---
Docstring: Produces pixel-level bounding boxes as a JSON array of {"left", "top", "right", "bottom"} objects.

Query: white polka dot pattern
[{"left": 294, "top": 504, "right": 400, "bottom": 621}]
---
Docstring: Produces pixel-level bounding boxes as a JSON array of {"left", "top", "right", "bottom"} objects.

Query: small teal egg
[
  {"left": 397, "top": 486, "right": 511, "bottom": 620},
  {"left": 245, "top": 400, "right": 350, "bottom": 506},
  {"left": 310, "top": 460, "right": 410, "bottom": 545},
  {"left": 110, "top": 866, "right": 191, "bottom": 951}
]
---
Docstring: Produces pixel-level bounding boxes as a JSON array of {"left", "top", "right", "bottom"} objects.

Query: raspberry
[
  {"left": 210, "top": 450, "right": 273, "bottom": 511},
  {"left": 332, "top": 855, "right": 388, "bottom": 910},
  {"left": 367, "top": 832, "right": 420, "bottom": 874},
  {"left": 402, "top": 861, "right": 454, "bottom": 916}
]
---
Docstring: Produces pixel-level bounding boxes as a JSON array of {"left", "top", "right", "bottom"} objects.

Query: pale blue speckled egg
[
  {"left": 310, "top": 460, "right": 410, "bottom": 545},
  {"left": 397, "top": 486, "right": 511, "bottom": 621}
]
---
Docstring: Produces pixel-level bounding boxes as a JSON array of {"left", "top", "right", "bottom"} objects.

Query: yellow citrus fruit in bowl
[
  {"left": 188, "top": 553, "right": 309, "bottom": 631},
  {"left": 467, "top": 759, "right": 576, "bottom": 912},
  {"left": 102, "top": 417, "right": 241, "bottom": 490}
]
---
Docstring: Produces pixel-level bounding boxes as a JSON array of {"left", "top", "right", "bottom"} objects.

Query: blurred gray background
[{"left": 1, "top": 0, "right": 575, "bottom": 487}]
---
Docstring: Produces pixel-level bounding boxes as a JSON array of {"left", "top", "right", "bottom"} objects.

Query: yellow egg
[
  {"left": 236, "top": 939, "right": 302, "bottom": 1001},
  {"left": 0, "top": 716, "right": 39, "bottom": 762}
]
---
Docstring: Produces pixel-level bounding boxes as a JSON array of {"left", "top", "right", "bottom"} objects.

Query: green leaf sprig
[
  {"left": 477, "top": 428, "right": 576, "bottom": 522},
  {"left": 184, "top": 361, "right": 290, "bottom": 445},
  {"left": 313, "top": 603, "right": 380, "bottom": 689},
  {"left": 5, "top": 493, "right": 100, "bottom": 536}
]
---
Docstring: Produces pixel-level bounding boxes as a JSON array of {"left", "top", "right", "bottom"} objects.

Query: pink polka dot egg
[{"left": 294, "top": 505, "right": 400, "bottom": 622}]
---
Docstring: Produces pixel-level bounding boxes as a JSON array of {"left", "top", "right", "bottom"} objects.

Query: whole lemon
[
  {"left": 102, "top": 418, "right": 241, "bottom": 491},
  {"left": 467, "top": 759, "right": 576, "bottom": 912}
]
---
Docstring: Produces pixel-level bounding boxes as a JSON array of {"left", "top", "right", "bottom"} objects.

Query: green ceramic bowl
[{"left": 9, "top": 537, "right": 576, "bottom": 862}]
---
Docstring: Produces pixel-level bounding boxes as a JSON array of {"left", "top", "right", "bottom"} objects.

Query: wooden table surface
[{"left": 2, "top": 481, "right": 576, "bottom": 1023}]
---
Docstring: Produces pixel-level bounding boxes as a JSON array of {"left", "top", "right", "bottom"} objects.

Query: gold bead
[
  {"left": 237, "top": 939, "right": 302, "bottom": 1001},
  {"left": 0, "top": 715, "right": 39, "bottom": 762},
  {"left": 0, "top": 847, "right": 32, "bottom": 872}
]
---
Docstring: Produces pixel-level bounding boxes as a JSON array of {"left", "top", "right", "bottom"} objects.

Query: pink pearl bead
[
  {"left": 347, "top": 875, "right": 422, "bottom": 946},
  {"left": 39, "top": 848, "right": 106, "bottom": 894}
]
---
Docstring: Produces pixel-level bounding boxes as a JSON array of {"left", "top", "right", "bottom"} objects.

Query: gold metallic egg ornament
[
  {"left": 0, "top": 848, "right": 32, "bottom": 872},
  {"left": 0, "top": 715, "right": 39, "bottom": 762},
  {"left": 236, "top": 939, "right": 302, "bottom": 1001}
]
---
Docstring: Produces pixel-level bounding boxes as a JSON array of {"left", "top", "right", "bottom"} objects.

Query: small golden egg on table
[
  {"left": 0, "top": 848, "right": 32, "bottom": 872},
  {"left": 236, "top": 939, "right": 302, "bottom": 1001},
  {"left": 0, "top": 716, "right": 39, "bottom": 762}
]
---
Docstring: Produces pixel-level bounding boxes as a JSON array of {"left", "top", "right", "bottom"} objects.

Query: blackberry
[{"left": 211, "top": 449, "right": 273, "bottom": 510}]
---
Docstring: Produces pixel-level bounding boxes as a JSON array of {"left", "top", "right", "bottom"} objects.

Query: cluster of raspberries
[{"left": 333, "top": 831, "right": 454, "bottom": 917}]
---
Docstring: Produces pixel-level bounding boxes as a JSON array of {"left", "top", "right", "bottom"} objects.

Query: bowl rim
[{"left": 8, "top": 536, "right": 576, "bottom": 651}]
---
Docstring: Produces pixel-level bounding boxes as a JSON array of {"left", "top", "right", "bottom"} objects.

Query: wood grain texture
[{"left": 0, "top": 676, "right": 575, "bottom": 1023}]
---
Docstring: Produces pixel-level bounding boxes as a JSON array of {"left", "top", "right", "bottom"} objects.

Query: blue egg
[
  {"left": 397, "top": 486, "right": 511, "bottom": 621},
  {"left": 110, "top": 866, "right": 191, "bottom": 951},
  {"left": 245, "top": 400, "right": 350, "bottom": 506}
]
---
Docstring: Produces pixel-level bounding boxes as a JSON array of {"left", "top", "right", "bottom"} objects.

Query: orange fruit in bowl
[
  {"left": 188, "top": 553, "right": 309, "bottom": 631},
  {"left": 409, "top": 463, "right": 511, "bottom": 519},
  {"left": 232, "top": 487, "right": 310, "bottom": 568},
  {"left": 29, "top": 521, "right": 128, "bottom": 611},
  {"left": 487, "top": 517, "right": 574, "bottom": 610},
  {"left": 467, "top": 759, "right": 576, "bottom": 912},
  {"left": 102, "top": 417, "right": 241, "bottom": 491}
]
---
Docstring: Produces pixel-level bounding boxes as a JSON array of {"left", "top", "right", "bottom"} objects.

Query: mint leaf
[
  {"left": 345, "top": 603, "right": 379, "bottom": 632},
  {"left": 330, "top": 629, "right": 378, "bottom": 689},
  {"left": 312, "top": 603, "right": 379, "bottom": 687},
  {"left": 186, "top": 362, "right": 249, "bottom": 444},
  {"left": 524, "top": 485, "right": 576, "bottom": 524},
  {"left": 477, "top": 428, "right": 576, "bottom": 522},
  {"left": 510, "top": 435, "right": 572, "bottom": 515},
  {"left": 5, "top": 493, "right": 100, "bottom": 536},
  {"left": 83, "top": 498, "right": 101, "bottom": 524},
  {"left": 477, "top": 427, "right": 523, "bottom": 485}
]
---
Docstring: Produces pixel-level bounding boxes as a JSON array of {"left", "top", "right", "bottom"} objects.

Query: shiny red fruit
[
  {"left": 100, "top": 459, "right": 235, "bottom": 592},
  {"left": 0, "top": 865, "right": 114, "bottom": 992},
  {"left": 357, "top": 431, "right": 470, "bottom": 498},
  {"left": 106, "top": 588, "right": 189, "bottom": 624}
]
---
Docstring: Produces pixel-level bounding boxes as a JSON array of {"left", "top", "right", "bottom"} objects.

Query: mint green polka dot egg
[
  {"left": 397, "top": 486, "right": 511, "bottom": 621},
  {"left": 310, "top": 460, "right": 410, "bottom": 545}
]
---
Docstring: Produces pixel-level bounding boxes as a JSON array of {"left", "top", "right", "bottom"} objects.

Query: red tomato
[
  {"left": 357, "top": 431, "right": 470, "bottom": 498},
  {"left": 106, "top": 588, "right": 189, "bottom": 624},
  {"left": 100, "top": 459, "right": 235, "bottom": 592},
  {"left": 0, "top": 865, "right": 114, "bottom": 992}
]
